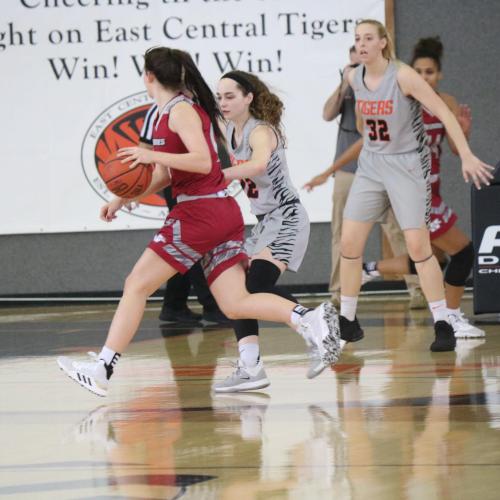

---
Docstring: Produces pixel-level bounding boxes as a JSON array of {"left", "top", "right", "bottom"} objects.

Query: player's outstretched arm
[
  {"left": 302, "top": 138, "right": 363, "bottom": 192},
  {"left": 398, "top": 64, "right": 493, "bottom": 189}
]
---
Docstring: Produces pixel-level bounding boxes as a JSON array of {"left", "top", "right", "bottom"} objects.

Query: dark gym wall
[{"left": 1, "top": 0, "right": 499, "bottom": 296}]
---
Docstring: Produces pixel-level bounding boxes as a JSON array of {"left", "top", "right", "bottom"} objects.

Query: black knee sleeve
[
  {"left": 235, "top": 319, "right": 259, "bottom": 341},
  {"left": 246, "top": 259, "right": 297, "bottom": 302},
  {"left": 246, "top": 259, "right": 281, "bottom": 293},
  {"left": 235, "top": 260, "right": 296, "bottom": 342},
  {"left": 445, "top": 242, "right": 474, "bottom": 286}
]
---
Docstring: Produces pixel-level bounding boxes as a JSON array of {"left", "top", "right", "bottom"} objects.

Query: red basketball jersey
[
  {"left": 152, "top": 94, "right": 226, "bottom": 198},
  {"left": 422, "top": 107, "right": 445, "bottom": 197}
]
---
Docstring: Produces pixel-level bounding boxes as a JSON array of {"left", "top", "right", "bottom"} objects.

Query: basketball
[{"left": 101, "top": 156, "right": 153, "bottom": 199}]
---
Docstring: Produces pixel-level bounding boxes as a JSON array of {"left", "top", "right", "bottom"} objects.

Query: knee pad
[
  {"left": 445, "top": 242, "right": 474, "bottom": 287},
  {"left": 246, "top": 259, "right": 281, "bottom": 293}
]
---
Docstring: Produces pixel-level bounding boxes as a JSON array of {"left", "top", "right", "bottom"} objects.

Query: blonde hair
[{"left": 357, "top": 19, "right": 395, "bottom": 60}]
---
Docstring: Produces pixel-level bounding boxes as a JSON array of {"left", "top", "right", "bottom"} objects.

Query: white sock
[
  {"left": 429, "top": 299, "right": 449, "bottom": 323},
  {"left": 340, "top": 295, "right": 358, "bottom": 321},
  {"left": 239, "top": 342, "right": 260, "bottom": 367},
  {"left": 99, "top": 346, "right": 121, "bottom": 367},
  {"left": 448, "top": 307, "right": 461, "bottom": 317},
  {"left": 290, "top": 304, "right": 312, "bottom": 327}
]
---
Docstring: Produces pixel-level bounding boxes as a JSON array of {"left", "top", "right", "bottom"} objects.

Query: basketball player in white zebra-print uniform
[
  {"left": 339, "top": 20, "right": 493, "bottom": 352},
  {"left": 213, "top": 70, "right": 321, "bottom": 392}
]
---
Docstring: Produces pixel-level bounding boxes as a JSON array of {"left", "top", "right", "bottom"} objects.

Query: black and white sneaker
[
  {"left": 339, "top": 316, "right": 364, "bottom": 343},
  {"left": 298, "top": 302, "right": 342, "bottom": 366},
  {"left": 430, "top": 321, "right": 456, "bottom": 352},
  {"left": 57, "top": 352, "right": 110, "bottom": 397}
]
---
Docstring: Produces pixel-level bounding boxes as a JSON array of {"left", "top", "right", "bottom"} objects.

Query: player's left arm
[
  {"left": 398, "top": 64, "right": 493, "bottom": 187},
  {"left": 222, "top": 125, "right": 275, "bottom": 181}
]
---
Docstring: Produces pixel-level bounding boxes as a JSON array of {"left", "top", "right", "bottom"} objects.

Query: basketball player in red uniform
[
  {"left": 361, "top": 37, "right": 484, "bottom": 338},
  {"left": 57, "top": 47, "right": 341, "bottom": 396}
]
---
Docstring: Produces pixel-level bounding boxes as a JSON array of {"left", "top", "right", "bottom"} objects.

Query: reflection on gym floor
[{"left": 1, "top": 298, "right": 499, "bottom": 499}]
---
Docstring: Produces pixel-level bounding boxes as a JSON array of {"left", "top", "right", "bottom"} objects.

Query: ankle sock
[
  {"left": 340, "top": 295, "right": 358, "bottom": 321},
  {"left": 429, "top": 299, "right": 449, "bottom": 323},
  {"left": 290, "top": 304, "right": 312, "bottom": 327},
  {"left": 98, "top": 346, "right": 121, "bottom": 379},
  {"left": 239, "top": 343, "right": 260, "bottom": 367}
]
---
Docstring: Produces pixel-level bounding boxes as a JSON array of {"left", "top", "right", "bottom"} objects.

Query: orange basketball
[{"left": 102, "top": 156, "right": 153, "bottom": 199}]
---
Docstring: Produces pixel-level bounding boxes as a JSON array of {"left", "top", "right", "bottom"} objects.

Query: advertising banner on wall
[{"left": 1, "top": 0, "right": 384, "bottom": 234}]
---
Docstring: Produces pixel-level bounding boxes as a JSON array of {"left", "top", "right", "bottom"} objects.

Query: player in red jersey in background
[
  {"left": 361, "top": 37, "right": 484, "bottom": 338},
  {"left": 57, "top": 47, "right": 341, "bottom": 396}
]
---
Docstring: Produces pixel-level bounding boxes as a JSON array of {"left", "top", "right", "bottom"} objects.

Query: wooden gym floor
[{"left": 1, "top": 297, "right": 499, "bottom": 499}]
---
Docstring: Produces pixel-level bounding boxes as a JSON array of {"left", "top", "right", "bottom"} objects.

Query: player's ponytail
[
  {"left": 357, "top": 19, "right": 395, "bottom": 60},
  {"left": 411, "top": 37, "right": 443, "bottom": 70},
  {"left": 177, "top": 51, "right": 224, "bottom": 142},
  {"left": 144, "top": 47, "right": 223, "bottom": 142}
]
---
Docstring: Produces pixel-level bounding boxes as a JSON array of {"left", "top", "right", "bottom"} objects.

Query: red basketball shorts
[
  {"left": 148, "top": 197, "right": 247, "bottom": 285},
  {"left": 429, "top": 194, "right": 457, "bottom": 240}
]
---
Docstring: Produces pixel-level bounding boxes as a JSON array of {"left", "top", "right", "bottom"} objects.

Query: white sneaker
[
  {"left": 449, "top": 312, "right": 485, "bottom": 338},
  {"left": 298, "top": 302, "right": 341, "bottom": 366},
  {"left": 212, "top": 359, "right": 270, "bottom": 393},
  {"left": 57, "top": 352, "right": 109, "bottom": 397},
  {"left": 361, "top": 262, "right": 380, "bottom": 285}
]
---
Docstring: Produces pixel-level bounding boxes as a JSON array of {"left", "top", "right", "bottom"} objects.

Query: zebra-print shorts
[
  {"left": 344, "top": 149, "right": 431, "bottom": 231},
  {"left": 245, "top": 202, "right": 310, "bottom": 272}
]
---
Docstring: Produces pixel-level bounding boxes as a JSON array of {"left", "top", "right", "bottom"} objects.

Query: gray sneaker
[
  {"left": 298, "top": 302, "right": 342, "bottom": 366},
  {"left": 212, "top": 359, "right": 270, "bottom": 393}
]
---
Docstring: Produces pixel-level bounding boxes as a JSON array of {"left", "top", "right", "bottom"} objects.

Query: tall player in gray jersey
[
  {"left": 214, "top": 70, "right": 314, "bottom": 392},
  {"left": 340, "top": 20, "right": 493, "bottom": 352}
]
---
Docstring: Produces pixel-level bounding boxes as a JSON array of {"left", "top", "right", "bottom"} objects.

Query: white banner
[{"left": 1, "top": 0, "right": 384, "bottom": 234}]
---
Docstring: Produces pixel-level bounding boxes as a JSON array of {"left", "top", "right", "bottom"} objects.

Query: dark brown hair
[
  {"left": 144, "top": 47, "right": 223, "bottom": 141},
  {"left": 222, "top": 70, "right": 284, "bottom": 141},
  {"left": 411, "top": 37, "right": 443, "bottom": 70}
]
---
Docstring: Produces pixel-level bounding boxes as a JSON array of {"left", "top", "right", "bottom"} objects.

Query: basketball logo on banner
[{"left": 81, "top": 91, "right": 167, "bottom": 221}]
